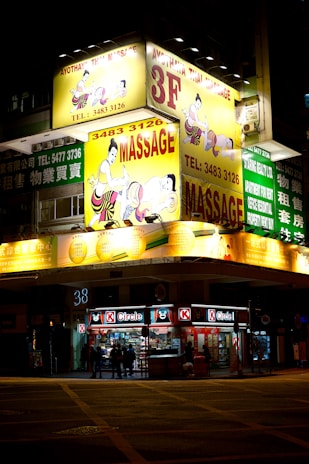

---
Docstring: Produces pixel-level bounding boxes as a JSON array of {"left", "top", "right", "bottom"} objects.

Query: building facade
[{"left": 1, "top": 12, "right": 309, "bottom": 375}]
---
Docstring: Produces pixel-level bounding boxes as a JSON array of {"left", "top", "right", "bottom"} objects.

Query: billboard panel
[
  {"left": 274, "top": 157, "right": 306, "bottom": 244},
  {"left": 84, "top": 117, "right": 181, "bottom": 229},
  {"left": 182, "top": 174, "right": 244, "bottom": 226},
  {"left": 243, "top": 146, "right": 306, "bottom": 244},
  {"left": 242, "top": 146, "right": 275, "bottom": 231},
  {"left": 146, "top": 42, "right": 243, "bottom": 195},
  {"left": 1, "top": 222, "right": 309, "bottom": 276},
  {"left": 0, "top": 143, "right": 84, "bottom": 193},
  {"left": 0, "top": 237, "right": 57, "bottom": 273},
  {"left": 53, "top": 43, "right": 146, "bottom": 129}
]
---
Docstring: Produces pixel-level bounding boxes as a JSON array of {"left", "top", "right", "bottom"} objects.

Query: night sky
[{"left": 1, "top": 1, "right": 308, "bottom": 154}]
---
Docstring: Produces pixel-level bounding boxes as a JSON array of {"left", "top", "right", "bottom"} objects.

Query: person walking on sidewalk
[
  {"left": 202, "top": 343, "right": 212, "bottom": 376},
  {"left": 110, "top": 343, "right": 123, "bottom": 378},
  {"left": 126, "top": 343, "right": 136, "bottom": 376},
  {"left": 184, "top": 341, "right": 194, "bottom": 364},
  {"left": 90, "top": 346, "right": 102, "bottom": 379},
  {"left": 183, "top": 341, "right": 195, "bottom": 376},
  {"left": 202, "top": 343, "right": 212, "bottom": 363}
]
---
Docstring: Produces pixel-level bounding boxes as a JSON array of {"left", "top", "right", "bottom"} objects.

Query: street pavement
[{"left": 1, "top": 366, "right": 309, "bottom": 463}]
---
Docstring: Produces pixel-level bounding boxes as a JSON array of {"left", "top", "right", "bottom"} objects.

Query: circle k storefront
[{"left": 85, "top": 303, "right": 251, "bottom": 374}]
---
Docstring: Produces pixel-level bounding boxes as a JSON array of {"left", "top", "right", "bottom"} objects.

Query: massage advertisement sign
[
  {"left": 84, "top": 117, "right": 181, "bottom": 229},
  {"left": 146, "top": 42, "right": 243, "bottom": 222},
  {"left": 182, "top": 174, "right": 244, "bottom": 227},
  {"left": 52, "top": 43, "right": 146, "bottom": 129}
]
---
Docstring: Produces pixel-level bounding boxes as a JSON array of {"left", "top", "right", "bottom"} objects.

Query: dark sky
[
  {"left": 2, "top": 0, "right": 308, "bottom": 127},
  {"left": 2, "top": 1, "right": 258, "bottom": 89},
  {"left": 1, "top": 1, "right": 308, "bottom": 154},
  {"left": 2, "top": 6, "right": 141, "bottom": 87}
]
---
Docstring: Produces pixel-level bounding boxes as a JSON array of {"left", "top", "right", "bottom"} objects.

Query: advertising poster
[
  {"left": 146, "top": 42, "right": 243, "bottom": 215},
  {"left": 243, "top": 146, "right": 306, "bottom": 244},
  {"left": 182, "top": 174, "right": 244, "bottom": 227},
  {"left": 0, "top": 143, "right": 84, "bottom": 193},
  {"left": 1, "top": 220, "right": 309, "bottom": 275},
  {"left": 274, "top": 157, "right": 306, "bottom": 244},
  {"left": 242, "top": 146, "right": 275, "bottom": 232},
  {"left": 0, "top": 237, "right": 57, "bottom": 273},
  {"left": 84, "top": 117, "right": 181, "bottom": 229},
  {"left": 53, "top": 43, "right": 146, "bottom": 129},
  {"left": 151, "top": 307, "right": 173, "bottom": 324}
]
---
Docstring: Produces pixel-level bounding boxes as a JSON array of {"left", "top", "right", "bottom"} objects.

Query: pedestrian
[
  {"left": 110, "top": 343, "right": 122, "bottom": 378},
  {"left": 110, "top": 345, "right": 116, "bottom": 378},
  {"left": 183, "top": 341, "right": 195, "bottom": 376},
  {"left": 122, "top": 346, "right": 128, "bottom": 377},
  {"left": 184, "top": 341, "right": 194, "bottom": 364},
  {"left": 202, "top": 343, "right": 212, "bottom": 376},
  {"left": 126, "top": 343, "right": 136, "bottom": 376},
  {"left": 202, "top": 343, "right": 212, "bottom": 363},
  {"left": 89, "top": 346, "right": 97, "bottom": 378}
]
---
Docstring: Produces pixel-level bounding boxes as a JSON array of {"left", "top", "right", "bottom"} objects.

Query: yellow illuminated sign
[
  {"left": 53, "top": 43, "right": 146, "bottom": 129},
  {"left": 1, "top": 223, "right": 309, "bottom": 277},
  {"left": 146, "top": 42, "right": 243, "bottom": 194},
  {"left": 0, "top": 238, "right": 57, "bottom": 273},
  {"left": 84, "top": 117, "right": 181, "bottom": 229},
  {"left": 181, "top": 174, "right": 244, "bottom": 226}
]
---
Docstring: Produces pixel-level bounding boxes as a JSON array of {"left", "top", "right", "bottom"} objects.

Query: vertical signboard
[
  {"left": 242, "top": 146, "right": 275, "bottom": 233},
  {"left": 243, "top": 146, "right": 306, "bottom": 243},
  {"left": 274, "top": 157, "right": 306, "bottom": 244}
]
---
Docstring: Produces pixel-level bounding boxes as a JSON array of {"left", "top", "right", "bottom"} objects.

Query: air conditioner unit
[
  {"left": 242, "top": 122, "right": 258, "bottom": 134},
  {"left": 32, "top": 143, "right": 42, "bottom": 153},
  {"left": 42, "top": 141, "right": 53, "bottom": 150},
  {"left": 64, "top": 136, "right": 76, "bottom": 145},
  {"left": 54, "top": 138, "right": 65, "bottom": 148}
]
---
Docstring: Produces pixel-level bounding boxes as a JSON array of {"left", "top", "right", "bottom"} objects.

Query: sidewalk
[{"left": 49, "top": 365, "right": 309, "bottom": 380}]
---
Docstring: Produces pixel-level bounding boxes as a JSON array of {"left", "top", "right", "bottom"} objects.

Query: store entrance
[{"left": 88, "top": 326, "right": 179, "bottom": 373}]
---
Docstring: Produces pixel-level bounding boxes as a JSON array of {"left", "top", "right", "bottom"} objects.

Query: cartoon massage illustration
[
  {"left": 124, "top": 173, "right": 178, "bottom": 222},
  {"left": 70, "top": 70, "right": 96, "bottom": 112},
  {"left": 87, "top": 137, "right": 130, "bottom": 228},
  {"left": 87, "top": 137, "right": 178, "bottom": 227},
  {"left": 70, "top": 72, "right": 127, "bottom": 113},
  {"left": 183, "top": 92, "right": 235, "bottom": 160},
  {"left": 91, "top": 79, "right": 127, "bottom": 107}
]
